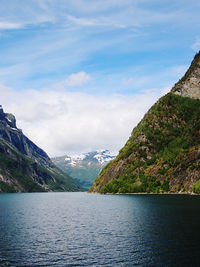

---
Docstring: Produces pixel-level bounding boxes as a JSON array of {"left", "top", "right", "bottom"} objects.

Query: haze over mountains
[{"left": 89, "top": 52, "right": 200, "bottom": 194}]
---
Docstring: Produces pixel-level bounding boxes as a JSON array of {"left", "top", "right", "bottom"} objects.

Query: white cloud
[
  {"left": 0, "top": 0, "right": 196, "bottom": 159},
  {"left": 0, "top": 0, "right": 198, "bottom": 93},
  {"left": 0, "top": 83, "right": 163, "bottom": 157},
  {"left": 0, "top": 22, "right": 23, "bottom": 30},
  {"left": 65, "top": 72, "right": 91, "bottom": 87},
  {"left": 67, "top": 15, "right": 101, "bottom": 27},
  {"left": 192, "top": 38, "right": 200, "bottom": 52},
  {"left": 170, "top": 65, "right": 188, "bottom": 78},
  {"left": 122, "top": 77, "right": 134, "bottom": 85},
  {"left": 67, "top": 14, "right": 126, "bottom": 28},
  {"left": 161, "top": 86, "right": 171, "bottom": 95},
  {"left": 1, "top": 0, "right": 198, "bottom": 32}
]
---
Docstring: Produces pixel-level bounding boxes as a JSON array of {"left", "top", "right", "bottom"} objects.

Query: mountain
[
  {"left": 89, "top": 51, "right": 200, "bottom": 194},
  {"left": 52, "top": 150, "right": 116, "bottom": 190},
  {"left": 0, "top": 106, "right": 82, "bottom": 192}
]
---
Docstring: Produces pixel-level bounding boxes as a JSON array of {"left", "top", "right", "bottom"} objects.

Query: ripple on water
[{"left": 0, "top": 193, "right": 200, "bottom": 266}]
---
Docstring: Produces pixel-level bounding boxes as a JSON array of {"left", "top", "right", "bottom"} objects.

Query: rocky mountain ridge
[
  {"left": 0, "top": 105, "right": 53, "bottom": 169},
  {"left": 172, "top": 52, "right": 200, "bottom": 99},
  {"left": 0, "top": 106, "right": 82, "bottom": 192},
  {"left": 89, "top": 51, "right": 200, "bottom": 194}
]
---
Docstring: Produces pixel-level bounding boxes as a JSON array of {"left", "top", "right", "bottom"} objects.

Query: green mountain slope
[
  {"left": 89, "top": 52, "right": 200, "bottom": 194},
  {"left": 0, "top": 107, "right": 82, "bottom": 193}
]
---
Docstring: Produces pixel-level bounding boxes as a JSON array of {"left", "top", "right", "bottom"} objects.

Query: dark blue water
[{"left": 0, "top": 193, "right": 200, "bottom": 266}]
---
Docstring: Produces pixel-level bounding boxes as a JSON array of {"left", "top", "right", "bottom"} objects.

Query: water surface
[{"left": 0, "top": 192, "right": 200, "bottom": 266}]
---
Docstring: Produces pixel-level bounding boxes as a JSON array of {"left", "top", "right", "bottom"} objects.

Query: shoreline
[{"left": 88, "top": 191, "right": 199, "bottom": 196}]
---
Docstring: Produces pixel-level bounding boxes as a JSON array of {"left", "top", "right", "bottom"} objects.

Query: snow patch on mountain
[
  {"left": 59, "top": 150, "right": 116, "bottom": 167},
  {"left": 52, "top": 149, "right": 116, "bottom": 190},
  {"left": 93, "top": 152, "right": 114, "bottom": 164}
]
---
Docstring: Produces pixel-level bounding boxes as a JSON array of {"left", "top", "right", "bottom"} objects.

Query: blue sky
[{"left": 0, "top": 0, "right": 200, "bottom": 156}]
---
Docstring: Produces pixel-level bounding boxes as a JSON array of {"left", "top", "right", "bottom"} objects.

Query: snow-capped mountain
[
  {"left": 52, "top": 150, "right": 116, "bottom": 190},
  {"left": 64, "top": 150, "right": 115, "bottom": 166}
]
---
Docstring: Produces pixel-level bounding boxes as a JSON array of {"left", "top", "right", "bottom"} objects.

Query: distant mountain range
[
  {"left": 52, "top": 150, "right": 116, "bottom": 190},
  {"left": 0, "top": 106, "right": 82, "bottom": 193},
  {"left": 89, "top": 52, "right": 200, "bottom": 194}
]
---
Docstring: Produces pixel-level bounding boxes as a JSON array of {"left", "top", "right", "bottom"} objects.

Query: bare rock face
[
  {"left": 0, "top": 106, "right": 52, "bottom": 168},
  {"left": 171, "top": 52, "right": 200, "bottom": 99},
  {"left": 0, "top": 106, "right": 82, "bottom": 192}
]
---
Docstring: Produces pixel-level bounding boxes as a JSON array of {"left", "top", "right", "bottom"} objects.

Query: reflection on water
[{"left": 0, "top": 192, "right": 200, "bottom": 266}]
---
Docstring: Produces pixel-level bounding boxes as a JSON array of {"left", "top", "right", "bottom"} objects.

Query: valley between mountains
[
  {"left": 52, "top": 150, "right": 115, "bottom": 190},
  {"left": 1, "top": 52, "right": 200, "bottom": 194}
]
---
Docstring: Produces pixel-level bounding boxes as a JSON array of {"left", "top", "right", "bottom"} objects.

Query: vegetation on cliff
[
  {"left": 0, "top": 137, "right": 82, "bottom": 193},
  {"left": 89, "top": 93, "right": 200, "bottom": 194},
  {"left": 89, "top": 52, "right": 200, "bottom": 194}
]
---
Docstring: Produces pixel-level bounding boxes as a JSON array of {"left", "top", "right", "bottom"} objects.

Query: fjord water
[{"left": 0, "top": 193, "right": 200, "bottom": 266}]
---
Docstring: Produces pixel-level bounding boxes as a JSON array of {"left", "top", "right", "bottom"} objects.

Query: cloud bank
[
  {"left": 0, "top": 0, "right": 197, "bottom": 157},
  {"left": 0, "top": 83, "right": 165, "bottom": 157}
]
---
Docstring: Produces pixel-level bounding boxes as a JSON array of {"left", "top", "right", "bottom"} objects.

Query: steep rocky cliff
[
  {"left": 172, "top": 52, "right": 200, "bottom": 99},
  {"left": 0, "top": 106, "right": 82, "bottom": 192},
  {"left": 89, "top": 51, "right": 200, "bottom": 194}
]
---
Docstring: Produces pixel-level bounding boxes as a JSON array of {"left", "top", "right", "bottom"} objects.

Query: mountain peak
[
  {"left": 0, "top": 105, "right": 17, "bottom": 129},
  {"left": 171, "top": 51, "right": 200, "bottom": 99},
  {"left": 52, "top": 150, "right": 116, "bottom": 190}
]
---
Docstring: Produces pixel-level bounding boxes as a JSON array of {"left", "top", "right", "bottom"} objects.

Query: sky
[{"left": 0, "top": 0, "right": 200, "bottom": 157}]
